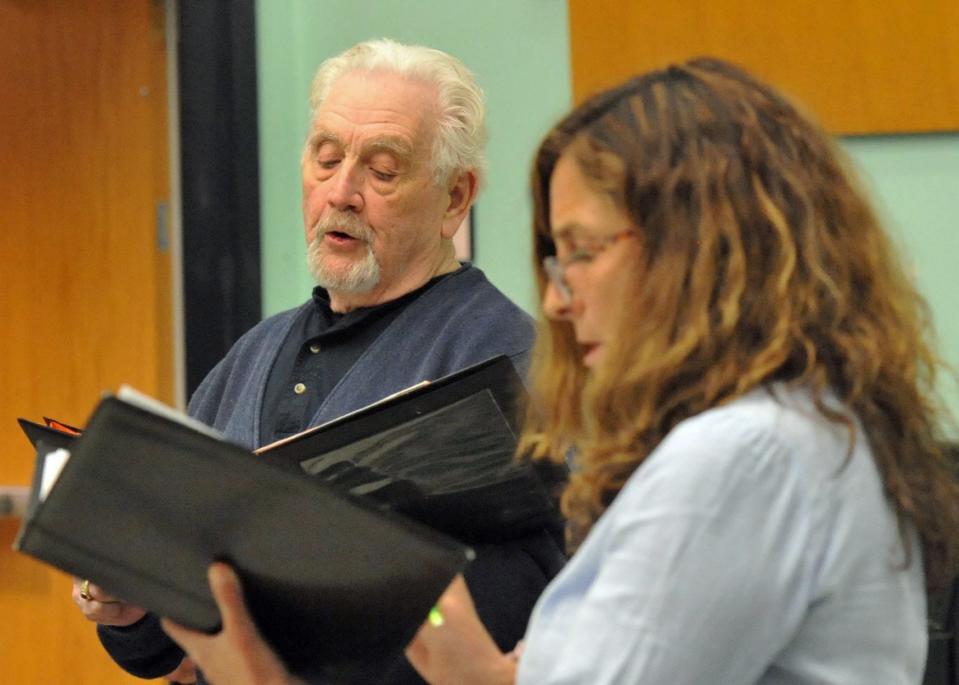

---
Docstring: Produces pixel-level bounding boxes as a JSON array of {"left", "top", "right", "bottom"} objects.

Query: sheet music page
[{"left": 39, "top": 448, "right": 70, "bottom": 502}]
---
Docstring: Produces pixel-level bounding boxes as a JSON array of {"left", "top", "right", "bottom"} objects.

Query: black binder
[
  {"left": 17, "top": 356, "right": 563, "bottom": 545},
  {"left": 15, "top": 395, "right": 472, "bottom": 681},
  {"left": 14, "top": 355, "right": 564, "bottom": 681},
  {"left": 17, "top": 417, "right": 77, "bottom": 451},
  {"left": 259, "top": 354, "right": 562, "bottom": 543}
]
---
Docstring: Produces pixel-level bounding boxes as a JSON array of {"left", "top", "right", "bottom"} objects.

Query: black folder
[
  {"left": 14, "top": 394, "right": 473, "bottom": 681},
  {"left": 17, "top": 356, "right": 563, "bottom": 545},
  {"left": 259, "top": 354, "right": 562, "bottom": 543},
  {"left": 17, "top": 417, "right": 78, "bottom": 452}
]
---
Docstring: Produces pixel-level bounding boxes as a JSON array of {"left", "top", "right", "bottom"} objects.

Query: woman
[{"left": 166, "top": 58, "right": 958, "bottom": 684}]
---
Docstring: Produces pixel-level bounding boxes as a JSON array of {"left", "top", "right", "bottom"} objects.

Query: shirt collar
[{"left": 309, "top": 266, "right": 463, "bottom": 336}]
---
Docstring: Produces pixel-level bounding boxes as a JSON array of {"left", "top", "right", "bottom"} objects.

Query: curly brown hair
[{"left": 521, "top": 57, "right": 959, "bottom": 590}]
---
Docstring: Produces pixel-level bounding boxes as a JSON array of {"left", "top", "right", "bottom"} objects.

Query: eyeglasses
[{"left": 542, "top": 228, "right": 636, "bottom": 304}]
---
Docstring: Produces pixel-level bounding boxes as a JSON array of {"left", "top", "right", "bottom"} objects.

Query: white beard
[
  {"left": 306, "top": 211, "right": 381, "bottom": 293},
  {"left": 307, "top": 235, "right": 381, "bottom": 293}
]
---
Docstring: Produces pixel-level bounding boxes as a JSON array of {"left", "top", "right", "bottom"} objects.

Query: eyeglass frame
[{"left": 541, "top": 228, "right": 637, "bottom": 304}]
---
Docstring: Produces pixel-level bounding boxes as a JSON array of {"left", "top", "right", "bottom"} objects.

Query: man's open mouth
[{"left": 325, "top": 230, "right": 359, "bottom": 243}]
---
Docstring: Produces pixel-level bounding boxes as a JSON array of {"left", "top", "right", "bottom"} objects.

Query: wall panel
[{"left": 569, "top": 0, "right": 959, "bottom": 134}]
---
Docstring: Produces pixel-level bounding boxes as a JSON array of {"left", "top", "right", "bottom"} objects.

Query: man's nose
[{"left": 327, "top": 161, "right": 363, "bottom": 212}]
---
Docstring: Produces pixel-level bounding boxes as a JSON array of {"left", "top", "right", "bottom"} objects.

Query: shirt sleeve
[
  {"left": 97, "top": 615, "right": 186, "bottom": 679},
  {"left": 524, "top": 409, "right": 826, "bottom": 684}
]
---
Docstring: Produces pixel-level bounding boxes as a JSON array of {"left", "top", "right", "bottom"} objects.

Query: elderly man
[{"left": 73, "top": 39, "right": 563, "bottom": 685}]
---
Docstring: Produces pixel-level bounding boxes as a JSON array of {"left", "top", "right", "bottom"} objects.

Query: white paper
[{"left": 39, "top": 448, "right": 71, "bottom": 502}]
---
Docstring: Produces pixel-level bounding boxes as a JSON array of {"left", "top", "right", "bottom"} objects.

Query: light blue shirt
[{"left": 518, "top": 386, "right": 927, "bottom": 684}]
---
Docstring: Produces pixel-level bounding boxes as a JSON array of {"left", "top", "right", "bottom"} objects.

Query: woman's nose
[{"left": 542, "top": 279, "right": 573, "bottom": 321}]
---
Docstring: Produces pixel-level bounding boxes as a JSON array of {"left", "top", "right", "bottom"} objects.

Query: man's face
[{"left": 301, "top": 70, "right": 457, "bottom": 309}]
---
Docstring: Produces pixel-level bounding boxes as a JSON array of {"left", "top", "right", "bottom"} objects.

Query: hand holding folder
[{"left": 14, "top": 355, "right": 563, "bottom": 681}]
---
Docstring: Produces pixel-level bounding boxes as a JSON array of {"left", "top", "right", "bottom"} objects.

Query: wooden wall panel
[
  {"left": 568, "top": 0, "right": 959, "bottom": 134},
  {"left": 0, "top": 0, "right": 171, "bottom": 682}
]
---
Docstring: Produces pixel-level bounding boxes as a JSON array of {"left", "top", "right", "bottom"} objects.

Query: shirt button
[
  {"left": 309, "top": 343, "right": 321, "bottom": 354},
  {"left": 294, "top": 382, "right": 306, "bottom": 395}
]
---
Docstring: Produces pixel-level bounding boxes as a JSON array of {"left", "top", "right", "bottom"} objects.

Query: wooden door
[{"left": 0, "top": 0, "right": 172, "bottom": 681}]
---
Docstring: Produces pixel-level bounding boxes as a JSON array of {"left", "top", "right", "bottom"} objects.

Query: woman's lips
[{"left": 581, "top": 342, "right": 603, "bottom": 367}]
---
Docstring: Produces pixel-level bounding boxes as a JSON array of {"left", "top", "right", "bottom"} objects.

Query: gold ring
[{"left": 79, "top": 578, "right": 93, "bottom": 601}]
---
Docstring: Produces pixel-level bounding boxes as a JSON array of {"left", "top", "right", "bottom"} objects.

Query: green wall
[
  {"left": 256, "top": 3, "right": 958, "bottom": 426},
  {"left": 841, "top": 135, "right": 959, "bottom": 428},
  {"left": 255, "top": 0, "right": 572, "bottom": 317}
]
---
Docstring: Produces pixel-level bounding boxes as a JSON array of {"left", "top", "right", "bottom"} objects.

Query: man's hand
[
  {"left": 71, "top": 577, "right": 147, "bottom": 627},
  {"left": 161, "top": 563, "right": 300, "bottom": 685}
]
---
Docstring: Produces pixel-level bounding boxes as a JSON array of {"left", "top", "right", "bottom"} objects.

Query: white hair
[{"left": 309, "top": 38, "right": 487, "bottom": 186}]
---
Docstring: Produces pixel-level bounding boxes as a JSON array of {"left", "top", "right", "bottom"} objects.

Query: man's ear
[{"left": 440, "top": 169, "right": 478, "bottom": 240}]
